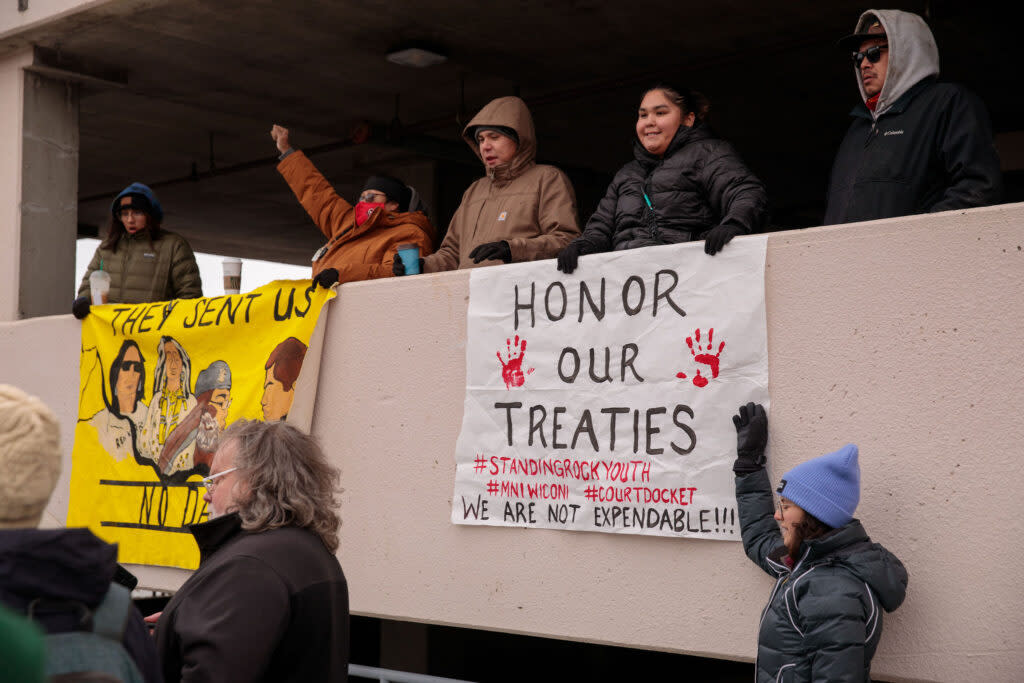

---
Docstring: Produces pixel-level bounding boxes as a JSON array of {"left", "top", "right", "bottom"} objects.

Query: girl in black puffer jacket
[
  {"left": 732, "top": 403, "right": 908, "bottom": 683},
  {"left": 557, "top": 85, "right": 768, "bottom": 273}
]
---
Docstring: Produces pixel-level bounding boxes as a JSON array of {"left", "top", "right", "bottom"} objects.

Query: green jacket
[
  {"left": 737, "top": 468, "right": 908, "bottom": 683},
  {"left": 78, "top": 230, "right": 203, "bottom": 303}
]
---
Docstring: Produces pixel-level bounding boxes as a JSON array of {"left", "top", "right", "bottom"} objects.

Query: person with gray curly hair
[{"left": 154, "top": 419, "right": 349, "bottom": 683}]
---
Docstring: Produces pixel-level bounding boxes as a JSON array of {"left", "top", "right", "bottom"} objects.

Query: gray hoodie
[{"left": 851, "top": 9, "right": 939, "bottom": 118}]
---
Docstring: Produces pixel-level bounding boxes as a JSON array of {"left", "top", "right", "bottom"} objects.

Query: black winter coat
[
  {"left": 156, "top": 513, "right": 349, "bottom": 683},
  {"left": 737, "top": 469, "right": 908, "bottom": 683},
  {"left": 824, "top": 78, "right": 1002, "bottom": 225},
  {"left": 0, "top": 527, "right": 162, "bottom": 683},
  {"left": 573, "top": 124, "right": 767, "bottom": 254}
]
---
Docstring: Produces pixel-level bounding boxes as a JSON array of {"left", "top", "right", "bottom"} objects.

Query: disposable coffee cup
[
  {"left": 89, "top": 269, "right": 110, "bottom": 305},
  {"left": 222, "top": 258, "right": 242, "bottom": 294},
  {"left": 397, "top": 244, "right": 420, "bottom": 275}
]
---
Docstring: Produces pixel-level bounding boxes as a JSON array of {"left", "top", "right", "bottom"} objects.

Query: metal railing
[{"left": 349, "top": 663, "right": 477, "bottom": 683}]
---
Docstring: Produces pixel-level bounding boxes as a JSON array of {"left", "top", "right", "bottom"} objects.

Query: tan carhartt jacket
[{"left": 423, "top": 96, "right": 580, "bottom": 272}]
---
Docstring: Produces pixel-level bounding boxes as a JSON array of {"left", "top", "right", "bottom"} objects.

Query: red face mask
[{"left": 354, "top": 201, "right": 384, "bottom": 226}]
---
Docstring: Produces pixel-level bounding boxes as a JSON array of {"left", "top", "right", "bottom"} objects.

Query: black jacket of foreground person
[{"left": 156, "top": 513, "right": 349, "bottom": 682}]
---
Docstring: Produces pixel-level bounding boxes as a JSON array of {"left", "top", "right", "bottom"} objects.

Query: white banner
[{"left": 452, "top": 236, "right": 769, "bottom": 539}]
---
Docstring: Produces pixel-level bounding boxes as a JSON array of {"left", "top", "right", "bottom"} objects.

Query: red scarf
[
  {"left": 354, "top": 201, "right": 384, "bottom": 227},
  {"left": 865, "top": 93, "right": 880, "bottom": 111}
]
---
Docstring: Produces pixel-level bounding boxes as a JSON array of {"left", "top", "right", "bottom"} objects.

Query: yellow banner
[{"left": 67, "top": 280, "right": 335, "bottom": 569}]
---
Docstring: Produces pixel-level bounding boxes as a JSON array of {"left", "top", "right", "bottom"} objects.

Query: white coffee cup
[
  {"left": 222, "top": 258, "right": 242, "bottom": 295},
  {"left": 89, "top": 270, "right": 111, "bottom": 305}
]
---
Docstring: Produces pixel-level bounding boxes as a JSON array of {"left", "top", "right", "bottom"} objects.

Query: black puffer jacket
[
  {"left": 737, "top": 469, "right": 908, "bottom": 683},
  {"left": 572, "top": 123, "right": 767, "bottom": 254}
]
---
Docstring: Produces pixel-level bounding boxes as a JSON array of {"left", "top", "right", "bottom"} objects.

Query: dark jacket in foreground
[
  {"left": 572, "top": 123, "right": 767, "bottom": 254},
  {"left": 736, "top": 469, "right": 908, "bottom": 683},
  {"left": 0, "top": 527, "right": 161, "bottom": 683},
  {"left": 156, "top": 513, "right": 349, "bottom": 683},
  {"left": 78, "top": 230, "right": 203, "bottom": 303}
]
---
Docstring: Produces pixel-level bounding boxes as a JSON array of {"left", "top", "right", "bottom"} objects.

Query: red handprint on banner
[
  {"left": 497, "top": 335, "right": 534, "bottom": 389},
  {"left": 676, "top": 327, "right": 725, "bottom": 388}
]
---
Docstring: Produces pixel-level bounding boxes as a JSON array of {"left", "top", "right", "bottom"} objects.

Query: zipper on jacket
[
  {"left": 864, "top": 122, "right": 879, "bottom": 148},
  {"left": 755, "top": 575, "right": 785, "bottom": 677},
  {"left": 642, "top": 175, "right": 660, "bottom": 241},
  {"left": 755, "top": 546, "right": 810, "bottom": 677},
  {"left": 120, "top": 240, "right": 130, "bottom": 302}
]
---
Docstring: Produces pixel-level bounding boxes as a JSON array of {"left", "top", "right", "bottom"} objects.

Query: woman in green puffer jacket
[
  {"left": 73, "top": 183, "right": 203, "bottom": 318},
  {"left": 732, "top": 403, "right": 908, "bottom": 683}
]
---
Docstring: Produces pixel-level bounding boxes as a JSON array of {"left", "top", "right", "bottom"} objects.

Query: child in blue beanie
[{"left": 731, "top": 402, "right": 907, "bottom": 682}]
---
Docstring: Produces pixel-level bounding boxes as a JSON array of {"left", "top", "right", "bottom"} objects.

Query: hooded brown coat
[
  {"left": 278, "top": 151, "right": 436, "bottom": 282},
  {"left": 423, "top": 97, "right": 580, "bottom": 272}
]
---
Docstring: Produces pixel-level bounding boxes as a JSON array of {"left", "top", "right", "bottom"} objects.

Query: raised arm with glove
[{"left": 732, "top": 401, "right": 767, "bottom": 475}]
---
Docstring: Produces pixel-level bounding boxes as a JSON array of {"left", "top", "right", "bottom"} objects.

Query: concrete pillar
[
  {"left": 21, "top": 69, "right": 79, "bottom": 318},
  {"left": 0, "top": 49, "right": 79, "bottom": 321},
  {"left": 0, "top": 49, "right": 31, "bottom": 321}
]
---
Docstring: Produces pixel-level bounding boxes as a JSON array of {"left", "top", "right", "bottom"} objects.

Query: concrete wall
[{"left": 2, "top": 205, "right": 1023, "bottom": 682}]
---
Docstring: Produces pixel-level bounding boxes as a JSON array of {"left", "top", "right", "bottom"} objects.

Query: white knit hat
[{"left": 0, "top": 385, "right": 61, "bottom": 528}]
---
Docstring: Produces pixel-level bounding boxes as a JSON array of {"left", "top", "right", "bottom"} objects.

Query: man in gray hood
[{"left": 824, "top": 9, "right": 1002, "bottom": 225}]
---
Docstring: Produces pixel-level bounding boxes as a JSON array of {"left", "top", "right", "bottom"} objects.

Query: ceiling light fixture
[{"left": 386, "top": 43, "right": 448, "bottom": 68}]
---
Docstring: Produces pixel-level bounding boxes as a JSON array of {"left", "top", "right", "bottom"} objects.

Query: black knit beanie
[{"left": 362, "top": 175, "right": 412, "bottom": 212}]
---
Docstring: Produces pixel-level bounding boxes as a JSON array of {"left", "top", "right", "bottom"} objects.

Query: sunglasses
[
  {"left": 851, "top": 44, "right": 888, "bottom": 64},
  {"left": 120, "top": 360, "right": 143, "bottom": 372}
]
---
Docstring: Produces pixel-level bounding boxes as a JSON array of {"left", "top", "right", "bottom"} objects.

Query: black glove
[
  {"left": 556, "top": 242, "right": 583, "bottom": 274},
  {"left": 468, "top": 240, "right": 512, "bottom": 264},
  {"left": 72, "top": 296, "right": 91, "bottom": 320},
  {"left": 392, "top": 256, "right": 424, "bottom": 277},
  {"left": 732, "top": 402, "right": 768, "bottom": 475},
  {"left": 704, "top": 225, "right": 741, "bottom": 255},
  {"left": 313, "top": 268, "right": 339, "bottom": 290}
]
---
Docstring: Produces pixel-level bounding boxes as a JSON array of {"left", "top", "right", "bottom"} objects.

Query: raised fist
[{"left": 271, "top": 124, "right": 292, "bottom": 155}]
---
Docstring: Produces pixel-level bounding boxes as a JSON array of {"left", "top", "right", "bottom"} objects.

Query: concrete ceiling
[{"left": 5, "top": 0, "right": 1020, "bottom": 264}]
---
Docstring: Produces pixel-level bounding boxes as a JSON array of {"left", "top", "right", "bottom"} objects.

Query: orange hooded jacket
[{"left": 278, "top": 151, "right": 436, "bottom": 282}]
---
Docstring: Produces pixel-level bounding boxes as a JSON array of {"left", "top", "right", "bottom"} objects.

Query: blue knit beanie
[{"left": 778, "top": 443, "right": 860, "bottom": 528}]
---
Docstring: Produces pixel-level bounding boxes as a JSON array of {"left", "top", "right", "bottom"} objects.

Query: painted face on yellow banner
[
  {"left": 164, "top": 341, "right": 183, "bottom": 391},
  {"left": 209, "top": 388, "right": 231, "bottom": 429},
  {"left": 261, "top": 365, "right": 294, "bottom": 422},
  {"left": 117, "top": 346, "right": 143, "bottom": 413}
]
